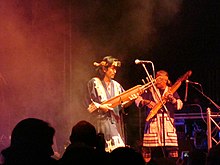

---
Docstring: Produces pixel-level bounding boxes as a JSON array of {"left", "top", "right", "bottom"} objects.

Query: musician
[
  {"left": 85, "top": 56, "right": 135, "bottom": 152},
  {"left": 135, "top": 70, "right": 183, "bottom": 161}
]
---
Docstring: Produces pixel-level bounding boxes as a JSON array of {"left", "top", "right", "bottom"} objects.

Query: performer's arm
[
  {"left": 135, "top": 96, "right": 155, "bottom": 109},
  {"left": 88, "top": 100, "right": 113, "bottom": 113},
  {"left": 164, "top": 90, "right": 183, "bottom": 110}
]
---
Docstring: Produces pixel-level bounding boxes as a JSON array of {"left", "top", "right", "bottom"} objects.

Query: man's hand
[
  {"left": 141, "top": 100, "right": 156, "bottom": 108},
  {"left": 88, "top": 102, "right": 113, "bottom": 113},
  {"left": 164, "top": 91, "right": 176, "bottom": 104},
  {"left": 99, "top": 103, "right": 113, "bottom": 112},
  {"left": 147, "top": 101, "right": 156, "bottom": 108}
]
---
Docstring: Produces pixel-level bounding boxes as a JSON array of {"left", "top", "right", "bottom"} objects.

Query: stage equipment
[{"left": 186, "top": 81, "right": 220, "bottom": 150}]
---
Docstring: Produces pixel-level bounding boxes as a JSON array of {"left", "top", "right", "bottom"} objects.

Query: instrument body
[
  {"left": 146, "top": 70, "right": 192, "bottom": 121},
  {"left": 88, "top": 81, "right": 154, "bottom": 113}
]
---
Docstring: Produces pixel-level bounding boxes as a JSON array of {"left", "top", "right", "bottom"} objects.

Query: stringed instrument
[
  {"left": 146, "top": 70, "right": 192, "bottom": 122},
  {"left": 88, "top": 80, "right": 155, "bottom": 113}
]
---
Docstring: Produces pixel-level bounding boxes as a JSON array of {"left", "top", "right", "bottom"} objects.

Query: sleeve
[
  {"left": 176, "top": 99, "right": 183, "bottom": 110},
  {"left": 135, "top": 95, "right": 144, "bottom": 108},
  {"left": 173, "top": 91, "right": 183, "bottom": 110},
  {"left": 135, "top": 89, "right": 152, "bottom": 108},
  {"left": 85, "top": 78, "right": 100, "bottom": 107}
]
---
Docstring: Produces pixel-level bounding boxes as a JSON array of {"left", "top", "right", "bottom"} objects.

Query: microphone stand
[
  {"left": 190, "top": 83, "right": 220, "bottom": 150},
  {"left": 151, "top": 61, "right": 155, "bottom": 79},
  {"left": 141, "top": 63, "right": 164, "bottom": 107},
  {"left": 140, "top": 63, "right": 171, "bottom": 158},
  {"left": 141, "top": 63, "right": 173, "bottom": 122},
  {"left": 190, "top": 84, "right": 220, "bottom": 111}
]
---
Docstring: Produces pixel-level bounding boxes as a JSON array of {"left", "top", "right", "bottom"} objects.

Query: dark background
[{"left": 0, "top": 0, "right": 219, "bottom": 154}]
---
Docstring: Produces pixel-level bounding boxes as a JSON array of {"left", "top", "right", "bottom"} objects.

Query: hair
[
  {"left": 10, "top": 118, "right": 55, "bottom": 147},
  {"left": 156, "top": 70, "right": 169, "bottom": 78},
  {"left": 1, "top": 118, "right": 55, "bottom": 164},
  {"left": 94, "top": 56, "right": 121, "bottom": 79},
  {"left": 110, "top": 146, "right": 145, "bottom": 165},
  {"left": 69, "top": 120, "right": 97, "bottom": 148},
  {"left": 156, "top": 70, "right": 172, "bottom": 86}
]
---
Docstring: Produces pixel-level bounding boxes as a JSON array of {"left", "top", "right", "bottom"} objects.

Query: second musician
[{"left": 135, "top": 70, "right": 183, "bottom": 161}]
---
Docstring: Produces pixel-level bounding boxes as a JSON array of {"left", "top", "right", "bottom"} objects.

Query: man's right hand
[
  {"left": 88, "top": 102, "right": 113, "bottom": 113},
  {"left": 99, "top": 104, "right": 113, "bottom": 112}
]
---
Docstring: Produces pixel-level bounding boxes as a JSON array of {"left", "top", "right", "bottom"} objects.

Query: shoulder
[
  {"left": 112, "top": 80, "right": 124, "bottom": 89},
  {"left": 88, "top": 77, "right": 100, "bottom": 84},
  {"left": 113, "top": 80, "right": 125, "bottom": 93},
  {"left": 112, "top": 80, "right": 122, "bottom": 86}
]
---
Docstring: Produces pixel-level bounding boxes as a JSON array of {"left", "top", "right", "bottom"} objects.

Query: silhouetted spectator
[
  {"left": 149, "top": 157, "right": 176, "bottom": 165},
  {"left": 175, "top": 149, "right": 207, "bottom": 165},
  {"left": 206, "top": 144, "right": 220, "bottom": 165},
  {"left": 96, "top": 132, "right": 107, "bottom": 153},
  {"left": 146, "top": 159, "right": 159, "bottom": 165},
  {"left": 58, "top": 120, "right": 110, "bottom": 165},
  {"left": 0, "top": 118, "right": 58, "bottom": 165},
  {"left": 188, "top": 149, "right": 207, "bottom": 165},
  {"left": 110, "top": 146, "right": 146, "bottom": 165}
]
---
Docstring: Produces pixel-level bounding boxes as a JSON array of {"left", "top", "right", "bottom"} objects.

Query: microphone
[
  {"left": 184, "top": 80, "right": 189, "bottom": 102},
  {"left": 185, "top": 80, "right": 200, "bottom": 85},
  {"left": 135, "top": 59, "right": 152, "bottom": 64}
]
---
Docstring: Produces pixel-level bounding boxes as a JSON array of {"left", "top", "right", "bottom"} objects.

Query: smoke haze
[{"left": 0, "top": 0, "right": 185, "bottom": 153}]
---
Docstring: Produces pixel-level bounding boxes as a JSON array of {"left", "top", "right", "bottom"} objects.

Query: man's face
[
  {"left": 156, "top": 75, "right": 168, "bottom": 89},
  {"left": 105, "top": 65, "right": 117, "bottom": 79}
]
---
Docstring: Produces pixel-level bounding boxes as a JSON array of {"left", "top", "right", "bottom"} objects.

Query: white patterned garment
[
  {"left": 88, "top": 77, "right": 125, "bottom": 152},
  {"left": 143, "top": 113, "right": 178, "bottom": 147},
  {"left": 141, "top": 86, "right": 182, "bottom": 148}
]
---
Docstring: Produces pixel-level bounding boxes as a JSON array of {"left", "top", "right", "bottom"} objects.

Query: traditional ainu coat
[
  {"left": 86, "top": 77, "right": 125, "bottom": 152},
  {"left": 136, "top": 86, "right": 182, "bottom": 147}
]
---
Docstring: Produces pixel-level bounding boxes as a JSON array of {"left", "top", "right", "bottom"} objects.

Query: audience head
[
  {"left": 110, "top": 146, "right": 145, "bottom": 165},
  {"left": 69, "top": 120, "right": 97, "bottom": 148},
  {"left": 1, "top": 117, "right": 56, "bottom": 164},
  {"left": 59, "top": 120, "right": 107, "bottom": 165}
]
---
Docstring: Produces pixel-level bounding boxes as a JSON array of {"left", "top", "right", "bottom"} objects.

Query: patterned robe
[
  {"left": 136, "top": 86, "right": 182, "bottom": 148},
  {"left": 86, "top": 77, "right": 125, "bottom": 152}
]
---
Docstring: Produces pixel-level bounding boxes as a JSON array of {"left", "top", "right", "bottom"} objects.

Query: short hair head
[
  {"left": 93, "top": 56, "right": 121, "bottom": 78},
  {"left": 156, "top": 70, "right": 171, "bottom": 86},
  {"left": 9, "top": 118, "right": 55, "bottom": 156},
  {"left": 69, "top": 120, "right": 97, "bottom": 147}
]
